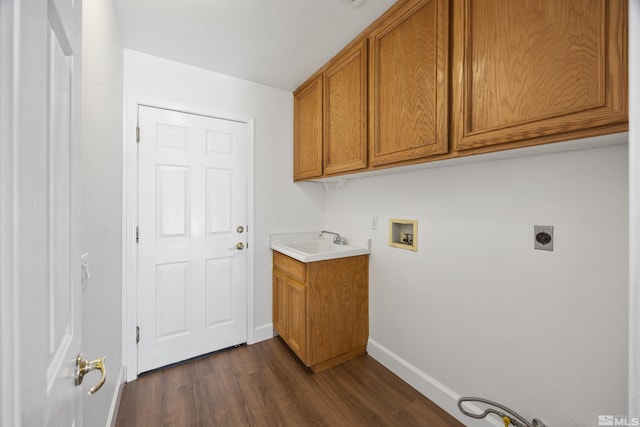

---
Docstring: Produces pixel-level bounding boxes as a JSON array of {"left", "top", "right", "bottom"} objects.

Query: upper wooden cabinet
[
  {"left": 292, "top": 0, "right": 628, "bottom": 181},
  {"left": 369, "top": 0, "right": 449, "bottom": 166},
  {"left": 323, "top": 40, "right": 369, "bottom": 175},
  {"left": 293, "top": 76, "right": 323, "bottom": 180},
  {"left": 451, "top": 0, "right": 628, "bottom": 152}
]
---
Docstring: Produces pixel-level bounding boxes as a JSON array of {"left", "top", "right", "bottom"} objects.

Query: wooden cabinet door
[
  {"left": 369, "top": 0, "right": 449, "bottom": 167},
  {"left": 293, "top": 76, "right": 323, "bottom": 180},
  {"left": 323, "top": 40, "right": 368, "bottom": 175},
  {"left": 272, "top": 269, "right": 287, "bottom": 338},
  {"left": 286, "top": 279, "right": 307, "bottom": 361},
  {"left": 452, "top": 0, "right": 628, "bottom": 152}
]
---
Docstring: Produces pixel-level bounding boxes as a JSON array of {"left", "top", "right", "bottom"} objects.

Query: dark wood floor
[{"left": 115, "top": 337, "right": 464, "bottom": 427}]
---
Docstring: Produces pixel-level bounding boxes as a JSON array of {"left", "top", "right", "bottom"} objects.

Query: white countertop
[{"left": 269, "top": 232, "right": 371, "bottom": 263}]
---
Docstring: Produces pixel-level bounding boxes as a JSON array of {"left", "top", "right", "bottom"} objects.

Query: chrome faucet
[{"left": 319, "top": 230, "right": 347, "bottom": 245}]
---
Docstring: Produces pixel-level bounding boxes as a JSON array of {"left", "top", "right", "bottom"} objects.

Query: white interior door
[
  {"left": 45, "top": 10, "right": 82, "bottom": 422},
  {"left": 137, "top": 106, "right": 248, "bottom": 373},
  {"left": 8, "top": 0, "right": 86, "bottom": 425}
]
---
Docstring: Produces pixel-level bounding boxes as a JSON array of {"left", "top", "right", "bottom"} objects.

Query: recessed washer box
[{"left": 389, "top": 219, "right": 418, "bottom": 251}]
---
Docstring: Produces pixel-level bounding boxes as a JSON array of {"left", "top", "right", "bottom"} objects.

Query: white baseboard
[
  {"left": 107, "top": 365, "right": 125, "bottom": 427},
  {"left": 250, "top": 323, "right": 275, "bottom": 344},
  {"left": 366, "top": 338, "right": 500, "bottom": 427}
]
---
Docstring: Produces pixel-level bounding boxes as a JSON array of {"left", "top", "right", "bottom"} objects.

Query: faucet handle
[{"left": 334, "top": 236, "right": 347, "bottom": 245}]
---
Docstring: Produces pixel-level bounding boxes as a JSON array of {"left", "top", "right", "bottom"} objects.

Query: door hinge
[
  {"left": 136, "top": 126, "right": 140, "bottom": 143},
  {"left": 136, "top": 326, "right": 140, "bottom": 344},
  {"left": 136, "top": 226, "right": 139, "bottom": 243}
]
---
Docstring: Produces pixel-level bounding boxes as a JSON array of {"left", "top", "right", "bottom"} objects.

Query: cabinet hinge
[
  {"left": 136, "top": 126, "right": 140, "bottom": 143},
  {"left": 136, "top": 226, "right": 139, "bottom": 243},
  {"left": 136, "top": 326, "right": 140, "bottom": 344}
]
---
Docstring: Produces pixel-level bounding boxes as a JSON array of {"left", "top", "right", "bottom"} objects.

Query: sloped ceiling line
[{"left": 113, "top": 0, "right": 396, "bottom": 90}]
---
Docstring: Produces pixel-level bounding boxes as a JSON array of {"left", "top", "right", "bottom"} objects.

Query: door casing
[{"left": 0, "top": 1, "right": 18, "bottom": 424}]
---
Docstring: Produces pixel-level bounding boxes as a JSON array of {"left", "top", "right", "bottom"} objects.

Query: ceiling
[{"left": 113, "top": 0, "right": 397, "bottom": 91}]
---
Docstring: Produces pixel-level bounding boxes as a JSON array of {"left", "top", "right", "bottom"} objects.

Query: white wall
[
  {"left": 81, "top": 0, "right": 124, "bottom": 424},
  {"left": 122, "top": 49, "right": 324, "bottom": 346},
  {"left": 324, "top": 143, "right": 629, "bottom": 426}
]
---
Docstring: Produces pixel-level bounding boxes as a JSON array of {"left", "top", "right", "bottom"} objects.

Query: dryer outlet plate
[{"left": 534, "top": 225, "right": 554, "bottom": 251}]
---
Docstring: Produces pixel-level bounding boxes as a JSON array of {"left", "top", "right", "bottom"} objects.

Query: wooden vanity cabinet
[
  {"left": 272, "top": 251, "right": 369, "bottom": 372},
  {"left": 451, "top": 0, "right": 628, "bottom": 153},
  {"left": 369, "top": 0, "right": 449, "bottom": 167}
]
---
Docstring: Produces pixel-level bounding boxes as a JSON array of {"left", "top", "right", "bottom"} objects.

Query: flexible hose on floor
[{"left": 457, "top": 397, "right": 547, "bottom": 427}]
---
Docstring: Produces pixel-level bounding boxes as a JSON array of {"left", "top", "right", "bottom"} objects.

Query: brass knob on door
[
  {"left": 236, "top": 225, "right": 244, "bottom": 233},
  {"left": 75, "top": 353, "right": 106, "bottom": 395},
  {"left": 228, "top": 242, "right": 244, "bottom": 250}
]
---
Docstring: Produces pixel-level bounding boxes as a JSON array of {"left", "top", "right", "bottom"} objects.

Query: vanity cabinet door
[
  {"left": 273, "top": 252, "right": 308, "bottom": 362},
  {"left": 369, "top": 0, "right": 449, "bottom": 167},
  {"left": 286, "top": 279, "right": 307, "bottom": 361},
  {"left": 451, "top": 0, "right": 628, "bottom": 152},
  {"left": 272, "top": 269, "right": 287, "bottom": 338}
]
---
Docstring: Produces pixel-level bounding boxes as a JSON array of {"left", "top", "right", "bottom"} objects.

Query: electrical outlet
[
  {"left": 369, "top": 215, "right": 378, "bottom": 230},
  {"left": 534, "top": 225, "right": 554, "bottom": 251}
]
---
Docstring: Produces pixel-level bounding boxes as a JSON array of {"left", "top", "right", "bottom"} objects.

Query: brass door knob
[{"left": 75, "top": 353, "right": 106, "bottom": 395}]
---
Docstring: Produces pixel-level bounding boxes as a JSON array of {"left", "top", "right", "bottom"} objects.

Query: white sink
[
  {"left": 270, "top": 232, "right": 371, "bottom": 263},
  {"left": 280, "top": 240, "right": 337, "bottom": 254}
]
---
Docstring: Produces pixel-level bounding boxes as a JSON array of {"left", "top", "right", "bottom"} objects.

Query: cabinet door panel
[
  {"left": 294, "top": 76, "right": 323, "bottom": 180},
  {"left": 370, "top": 0, "right": 449, "bottom": 166},
  {"left": 287, "top": 279, "right": 307, "bottom": 361},
  {"left": 272, "top": 269, "right": 287, "bottom": 338},
  {"left": 453, "top": 0, "right": 627, "bottom": 151},
  {"left": 324, "top": 40, "right": 368, "bottom": 175}
]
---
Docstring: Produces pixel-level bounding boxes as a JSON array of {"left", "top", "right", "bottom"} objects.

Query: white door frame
[
  {"left": 0, "top": 0, "right": 19, "bottom": 424},
  {"left": 629, "top": 0, "right": 640, "bottom": 417},
  {"left": 122, "top": 98, "right": 255, "bottom": 382}
]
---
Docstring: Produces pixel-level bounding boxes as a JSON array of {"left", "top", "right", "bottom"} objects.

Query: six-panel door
[{"left": 137, "top": 106, "right": 248, "bottom": 373}]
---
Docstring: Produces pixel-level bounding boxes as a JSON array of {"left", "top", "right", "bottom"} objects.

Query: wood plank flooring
[{"left": 115, "top": 337, "right": 464, "bottom": 427}]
